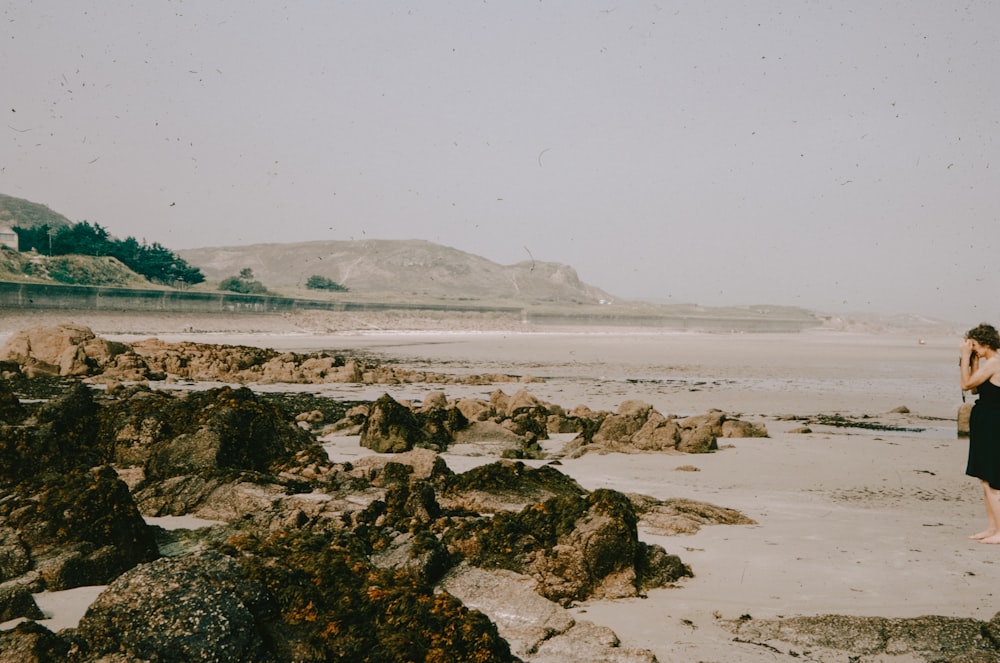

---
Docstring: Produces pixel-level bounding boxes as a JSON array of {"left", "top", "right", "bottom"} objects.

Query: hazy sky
[{"left": 3, "top": 2, "right": 998, "bottom": 323}]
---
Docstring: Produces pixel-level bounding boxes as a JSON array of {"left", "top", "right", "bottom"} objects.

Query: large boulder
[
  {"left": 444, "top": 487, "right": 691, "bottom": 605},
  {"left": 0, "top": 324, "right": 127, "bottom": 377},
  {"left": 73, "top": 551, "right": 275, "bottom": 662}
]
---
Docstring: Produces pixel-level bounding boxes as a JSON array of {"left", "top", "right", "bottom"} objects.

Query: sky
[{"left": 2, "top": 1, "right": 998, "bottom": 324}]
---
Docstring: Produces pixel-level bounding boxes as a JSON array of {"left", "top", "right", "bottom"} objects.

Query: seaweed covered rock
[
  {"left": 73, "top": 551, "right": 274, "bottom": 662},
  {"left": 0, "top": 378, "right": 26, "bottom": 424},
  {"left": 437, "top": 460, "right": 586, "bottom": 514},
  {"left": 1, "top": 466, "right": 158, "bottom": 590},
  {"left": 224, "top": 529, "right": 517, "bottom": 663},
  {"left": 98, "top": 385, "right": 323, "bottom": 480},
  {"left": 360, "top": 393, "right": 427, "bottom": 453},
  {"left": 0, "top": 382, "right": 102, "bottom": 483},
  {"left": 0, "top": 583, "right": 44, "bottom": 622},
  {"left": 445, "top": 488, "right": 691, "bottom": 605}
]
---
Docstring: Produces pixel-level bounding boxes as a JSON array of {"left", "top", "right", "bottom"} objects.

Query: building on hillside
[{"left": 0, "top": 226, "right": 18, "bottom": 251}]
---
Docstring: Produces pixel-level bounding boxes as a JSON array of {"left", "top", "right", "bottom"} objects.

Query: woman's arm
[{"left": 961, "top": 346, "right": 999, "bottom": 391}]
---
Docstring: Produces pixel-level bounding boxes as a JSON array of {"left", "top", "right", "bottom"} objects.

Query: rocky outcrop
[
  {"left": 0, "top": 382, "right": 159, "bottom": 593},
  {"left": 0, "top": 323, "right": 128, "bottom": 377},
  {"left": 443, "top": 487, "right": 692, "bottom": 605},
  {"left": 567, "top": 404, "right": 768, "bottom": 456},
  {"left": 728, "top": 612, "right": 1000, "bottom": 661},
  {"left": 337, "top": 390, "right": 768, "bottom": 459},
  {"left": 0, "top": 328, "right": 777, "bottom": 662},
  {"left": 629, "top": 495, "right": 758, "bottom": 535}
]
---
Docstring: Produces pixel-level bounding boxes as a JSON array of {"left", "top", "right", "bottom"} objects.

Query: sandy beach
[{"left": 0, "top": 311, "right": 988, "bottom": 661}]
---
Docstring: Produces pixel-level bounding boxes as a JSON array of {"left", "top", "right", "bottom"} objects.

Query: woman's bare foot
[
  {"left": 979, "top": 533, "right": 1000, "bottom": 544},
  {"left": 969, "top": 529, "right": 996, "bottom": 540}
]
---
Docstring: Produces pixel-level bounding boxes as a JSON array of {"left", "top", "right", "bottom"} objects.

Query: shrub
[
  {"left": 305, "top": 275, "right": 348, "bottom": 292},
  {"left": 219, "top": 268, "right": 269, "bottom": 294}
]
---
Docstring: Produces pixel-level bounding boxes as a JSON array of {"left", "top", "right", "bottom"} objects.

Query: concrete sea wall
[{"left": 0, "top": 281, "right": 519, "bottom": 316}]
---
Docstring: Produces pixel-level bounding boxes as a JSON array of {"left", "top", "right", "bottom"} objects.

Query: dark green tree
[{"left": 12, "top": 221, "right": 205, "bottom": 286}]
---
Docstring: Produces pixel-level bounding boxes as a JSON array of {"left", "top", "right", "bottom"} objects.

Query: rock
[
  {"left": 455, "top": 397, "right": 491, "bottom": 422},
  {"left": 369, "top": 530, "right": 451, "bottom": 584},
  {"left": 351, "top": 448, "right": 452, "bottom": 484},
  {"left": 1, "top": 382, "right": 102, "bottom": 483},
  {"left": 0, "top": 379, "right": 26, "bottom": 423},
  {"left": 727, "top": 612, "right": 1000, "bottom": 661},
  {"left": 677, "top": 422, "right": 718, "bottom": 454},
  {"left": 438, "top": 460, "right": 586, "bottom": 514},
  {"left": 630, "top": 411, "right": 682, "bottom": 451},
  {"left": 439, "top": 564, "right": 655, "bottom": 662},
  {"left": 0, "top": 583, "right": 44, "bottom": 622},
  {"left": 100, "top": 386, "right": 321, "bottom": 480},
  {"left": 444, "top": 487, "right": 691, "bottom": 605},
  {"left": 0, "top": 324, "right": 126, "bottom": 377},
  {"left": 418, "top": 390, "right": 449, "bottom": 412},
  {"left": 0, "top": 527, "right": 31, "bottom": 582},
  {"left": 441, "top": 565, "right": 575, "bottom": 656},
  {"left": 720, "top": 419, "right": 768, "bottom": 438},
  {"left": 225, "top": 528, "right": 516, "bottom": 663},
  {"left": 629, "top": 495, "right": 757, "bottom": 536},
  {"left": 450, "top": 420, "right": 529, "bottom": 457},
  {"left": 2, "top": 467, "right": 159, "bottom": 590},
  {"left": 534, "top": 619, "right": 657, "bottom": 663},
  {"left": 0, "top": 621, "right": 70, "bottom": 662},
  {"left": 416, "top": 398, "right": 469, "bottom": 446},
  {"left": 74, "top": 551, "right": 274, "bottom": 662},
  {"left": 592, "top": 401, "right": 654, "bottom": 446},
  {"left": 360, "top": 393, "right": 427, "bottom": 453}
]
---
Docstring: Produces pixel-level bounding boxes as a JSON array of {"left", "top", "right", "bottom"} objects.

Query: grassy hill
[
  {"left": 0, "top": 193, "right": 73, "bottom": 231},
  {"left": 178, "top": 239, "right": 616, "bottom": 305}
]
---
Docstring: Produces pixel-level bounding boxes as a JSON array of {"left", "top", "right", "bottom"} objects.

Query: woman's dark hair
[{"left": 966, "top": 323, "right": 1000, "bottom": 350}]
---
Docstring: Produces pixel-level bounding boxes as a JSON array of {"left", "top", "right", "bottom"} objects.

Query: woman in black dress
[{"left": 960, "top": 323, "right": 1000, "bottom": 543}]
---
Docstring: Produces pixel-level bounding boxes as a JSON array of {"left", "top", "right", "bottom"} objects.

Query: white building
[{"left": 0, "top": 226, "right": 18, "bottom": 251}]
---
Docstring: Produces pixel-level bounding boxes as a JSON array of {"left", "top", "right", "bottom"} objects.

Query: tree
[{"left": 13, "top": 221, "right": 205, "bottom": 286}]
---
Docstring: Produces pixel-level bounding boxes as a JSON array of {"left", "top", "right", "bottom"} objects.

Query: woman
[{"left": 960, "top": 323, "right": 1000, "bottom": 543}]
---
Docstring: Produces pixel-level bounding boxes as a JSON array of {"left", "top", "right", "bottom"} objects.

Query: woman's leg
[
  {"left": 970, "top": 480, "right": 1000, "bottom": 540},
  {"left": 978, "top": 482, "right": 1000, "bottom": 543}
]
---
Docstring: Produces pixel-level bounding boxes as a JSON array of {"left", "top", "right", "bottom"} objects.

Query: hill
[
  {"left": 178, "top": 239, "right": 616, "bottom": 304},
  {"left": 0, "top": 193, "right": 73, "bottom": 231},
  {"left": 0, "top": 247, "right": 153, "bottom": 288}
]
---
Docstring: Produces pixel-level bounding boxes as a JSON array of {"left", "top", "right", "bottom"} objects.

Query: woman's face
[{"left": 970, "top": 339, "right": 990, "bottom": 356}]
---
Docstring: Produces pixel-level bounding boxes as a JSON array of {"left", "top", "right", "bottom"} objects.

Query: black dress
[{"left": 967, "top": 380, "right": 1000, "bottom": 489}]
